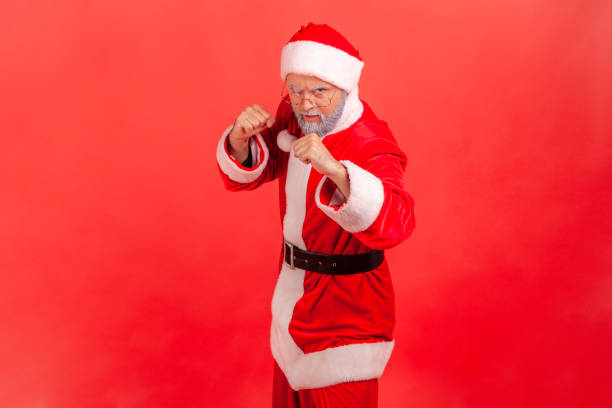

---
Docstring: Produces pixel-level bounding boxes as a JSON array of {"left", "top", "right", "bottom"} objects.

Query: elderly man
[{"left": 216, "top": 23, "right": 415, "bottom": 407}]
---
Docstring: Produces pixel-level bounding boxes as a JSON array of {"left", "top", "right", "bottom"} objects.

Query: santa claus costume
[{"left": 216, "top": 23, "right": 416, "bottom": 407}]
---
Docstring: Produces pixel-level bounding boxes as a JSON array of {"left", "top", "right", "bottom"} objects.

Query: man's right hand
[{"left": 228, "top": 104, "right": 275, "bottom": 163}]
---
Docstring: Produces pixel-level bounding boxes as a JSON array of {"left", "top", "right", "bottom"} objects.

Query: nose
[{"left": 302, "top": 97, "right": 315, "bottom": 110}]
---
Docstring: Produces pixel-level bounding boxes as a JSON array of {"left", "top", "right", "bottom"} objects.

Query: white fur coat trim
[
  {"left": 282, "top": 146, "right": 311, "bottom": 250},
  {"left": 315, "top": 160, "right": 385, "bottom": 233},
  {"left": 216, "top": 125, "right": 268, "bottom": 184}
]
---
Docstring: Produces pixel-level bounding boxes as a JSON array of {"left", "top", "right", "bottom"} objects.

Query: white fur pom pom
[{"left": 277, "top": 129, "right": 298, "bottom": 152}]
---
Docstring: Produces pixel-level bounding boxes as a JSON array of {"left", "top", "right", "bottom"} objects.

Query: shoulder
[{"left": 348, "top": 101, "right": 405, "bottom": 160}]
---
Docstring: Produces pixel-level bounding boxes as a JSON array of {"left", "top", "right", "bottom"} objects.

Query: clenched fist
[
  {"left": 293, "top": 133, "right": 350, "bottom": 197},
  {"left": 228, "top": 104, "right": 275, "bottom": 163}
]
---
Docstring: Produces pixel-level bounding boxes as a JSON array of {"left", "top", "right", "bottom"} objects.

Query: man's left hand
[
  {"left": 293, "top": 133, "right": 350, "bottom": 197},
  {"left": 292, "top": 133, "right": 340, "bottom": 176}
]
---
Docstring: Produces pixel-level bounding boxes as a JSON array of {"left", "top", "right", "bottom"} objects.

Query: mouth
[{"left": 302, "top": 113, "right": 322, "bottom": 122}]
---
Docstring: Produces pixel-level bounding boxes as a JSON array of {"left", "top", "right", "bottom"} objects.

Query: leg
[
  {"left": 297, "top": 379, "right": 378, "bottom": 408},
  {"left": 273, "top": 362, "right": 300, "bottom": 408}
]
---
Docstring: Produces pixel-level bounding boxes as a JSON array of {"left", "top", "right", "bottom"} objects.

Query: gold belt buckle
[{"left": 284, "top": 240, "right": 295, "bottom": 270}]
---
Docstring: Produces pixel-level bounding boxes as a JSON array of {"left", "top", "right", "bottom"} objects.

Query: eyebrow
[{"left": 288, "top": 84, "right": 330, "bottom": 92}]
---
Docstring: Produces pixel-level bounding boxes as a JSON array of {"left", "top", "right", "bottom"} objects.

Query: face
[{"left": 285, "top": 73, "right": 346, "bottom": 136}]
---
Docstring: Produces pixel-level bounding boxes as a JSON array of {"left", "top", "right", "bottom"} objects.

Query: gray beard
[{"left": 293, "top": 90, "right": 346, "bottom": 137}]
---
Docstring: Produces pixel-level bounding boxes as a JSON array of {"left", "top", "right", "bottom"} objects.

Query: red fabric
[
  {"left": 273, "top": 362, "right": 378, "bottom": 408},
  {"left": 286, "top": 23, "right": 362, "bottom": 61},
  {"left": 217, "top": 97, "right": 415, "bottom": 354}
]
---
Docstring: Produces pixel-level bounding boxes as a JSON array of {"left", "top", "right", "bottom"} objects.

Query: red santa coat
[{"left": 216, "top": 89, "right": 415, "bottom": 390}]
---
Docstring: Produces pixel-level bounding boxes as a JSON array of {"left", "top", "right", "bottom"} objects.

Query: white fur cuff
[
  {"left": 216, "top": 125, "right": 269, "bottom": 184},
  {"left": 315, "top": 160, "right": 384, "bottom": 233}
]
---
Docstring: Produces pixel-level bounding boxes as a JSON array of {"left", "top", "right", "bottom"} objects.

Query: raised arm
[
  {"left": 314, "top": 135, "right": 416, "bottom": 250},
  {"left": 216, "top": 102, "right": 285, "bottom": 191}
]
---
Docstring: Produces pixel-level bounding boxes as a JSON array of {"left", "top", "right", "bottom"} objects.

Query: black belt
[{"left": 283, "top": 240, "right": 384, "bottom": 275}]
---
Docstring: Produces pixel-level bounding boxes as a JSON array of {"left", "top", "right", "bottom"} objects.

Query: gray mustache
[{"left": 296, "top": 110, "right": 324, "bottom": 118}]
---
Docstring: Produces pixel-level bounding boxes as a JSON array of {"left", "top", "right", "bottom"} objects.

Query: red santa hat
[{"left": 280, "top": 23, "right": 364, "bottom": 93}]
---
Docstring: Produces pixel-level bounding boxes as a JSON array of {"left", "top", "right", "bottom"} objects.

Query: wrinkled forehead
[{"left": 285, "top": 73, "right": 336, "bottom": 90}]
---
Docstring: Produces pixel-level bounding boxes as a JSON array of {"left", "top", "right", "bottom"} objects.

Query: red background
[{"left": 1, "top": 1, "right": 611, "bottom": 407}]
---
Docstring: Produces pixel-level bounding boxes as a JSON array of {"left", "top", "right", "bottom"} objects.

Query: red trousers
[{"left": 272, "top": 362, "right": 378, "bottom": 408}]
